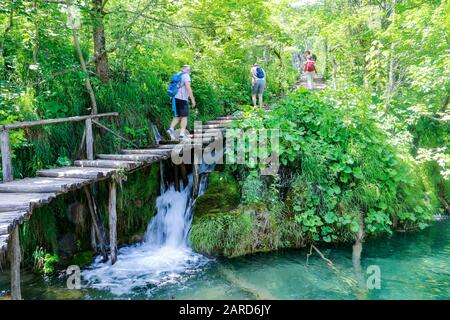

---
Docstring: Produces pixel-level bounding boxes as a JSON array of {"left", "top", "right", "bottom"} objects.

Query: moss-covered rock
[
  {"left": 69, "top": 251, "right": 95, "bottom": 268},
  {"left": 190, "top": 205, "right": 302, "bottom": 258},
  {"left": 194, "top": 172, "right": 240, "bottom": 218},
  {"left": 190, "top": 209, "right": 255, "bottom": 257}
]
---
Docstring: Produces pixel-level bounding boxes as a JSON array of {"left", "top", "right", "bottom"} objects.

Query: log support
[
  {"left": 1, "top": 129, "right": 13, "bottom": 182},
  {"left": 192, "top": 163, "right": 200, "bottom": 199},
  {"left": 159, "top": 161, "right": 164, "bottom": 194},
  {"left": 180, "top": 164, "right": 188, "bottom": 190},
  {"left": 173, "top": 165, "right": 180, "bottom": 192},
  {"left": 10, "top": 225, "right": 21, "bottom": 300},
  {"left": 84, "top": 186, "right": 108, "bottom": 262},
  {"left": 108, "top": 180, "right": 117, "bottom": 265},
  {"left": 192, "top": 148, "right": 201, "bottom": 199},
  {"left": 90, "top": 224, "right": 98, "bottom": 253}
]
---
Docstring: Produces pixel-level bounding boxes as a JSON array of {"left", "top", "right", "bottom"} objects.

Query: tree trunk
[
  {"left": 273, "top": 47, "right": 284, "bottom": 93},
  {"left": 440, "top": 94, "right": 449, "bottom": 112},
  {"left": 92, "top": 0, "right": 109, "bottom": 82},
  {"left": 32, "top": 0, "right": 39, "bottom": 65},
  {"left": 330, "top": 54, "right": 338, "bottom": 90},
  {"left": 384, "top": 48, "right": 396, "bottom": 114},
  {"left": 384, "top": 0, "right": 397, "bottom": 115},
  {"left": 323, "top": 39, "right": 329, "bottom": 79}
]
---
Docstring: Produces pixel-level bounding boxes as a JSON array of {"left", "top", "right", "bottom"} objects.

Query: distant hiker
[
  {"left": 304, "top": 50, "right": 312, "bottom": 60},
  {"left": 251, "top": 63, "right": 267, "bottom": 108},
  {"left": 303, "top": 57, "right": 316, "bottom": 90},
  {"left": 167, "top": 65, "right": 196, "bottom": 141}
]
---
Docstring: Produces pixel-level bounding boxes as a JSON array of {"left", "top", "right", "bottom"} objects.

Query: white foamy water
[{"left": 82, "top": 174, "right": 211, "bottom": 296}]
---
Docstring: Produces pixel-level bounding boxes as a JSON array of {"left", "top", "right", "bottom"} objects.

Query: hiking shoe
[
  {"left": 179, "top": 133, "right": 188, "bottom": 141},
  {"left": 167, "top": 128, "right": 176, "bottom": 141}
]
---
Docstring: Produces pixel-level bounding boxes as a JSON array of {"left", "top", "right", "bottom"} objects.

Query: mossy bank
[{"left": 189, "top": 89, "right": 448, "bottom": 258}]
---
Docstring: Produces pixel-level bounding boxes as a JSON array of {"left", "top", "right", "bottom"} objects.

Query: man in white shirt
[{"left": 167, "top": 65, "right": 196, "bottom": 140}]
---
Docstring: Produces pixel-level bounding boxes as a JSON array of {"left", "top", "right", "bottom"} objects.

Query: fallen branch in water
[
  {"left": 218, "top": 265, "right": 277, "bottom": 300},
  {"left": 306, "top": 244, "right": 359, "bottom": 289},
  {"left": 307, "top": 244, "right": 337, "bottom": 271}
]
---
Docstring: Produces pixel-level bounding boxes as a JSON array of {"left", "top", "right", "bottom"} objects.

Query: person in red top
[{"left": 303, "top": 56, "right": 316, "bottom": 90}]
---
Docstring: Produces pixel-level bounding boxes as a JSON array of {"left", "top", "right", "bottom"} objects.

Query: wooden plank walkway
[
  {"left": 0, "top": 116, "right": 239, "bottom": 257},
  {"left": 298, "top": 74, "right": 327, "bottom": 90}
]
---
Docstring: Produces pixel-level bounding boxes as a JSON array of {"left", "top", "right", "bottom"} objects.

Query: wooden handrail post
[
  {"left": 0, "top": 129, "right": 13, "bottom": 182},
  {"left": 10, "top": 226, "right": 22, "bottom": 300},
  {"left": 85, "top": 118, "right": 94, "bottom": 160}
]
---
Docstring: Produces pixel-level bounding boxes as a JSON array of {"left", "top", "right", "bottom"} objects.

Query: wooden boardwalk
[
  {"left": 0, "top": 113, "right": 237, "bottom": 299},
  {"left": 297, "top": 74, "right": 326, "bottom": 91}
]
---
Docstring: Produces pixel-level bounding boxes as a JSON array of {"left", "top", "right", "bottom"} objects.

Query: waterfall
[
  {"left": 82, "top": 173, "right": 211, "bottom": 296},
  {"left": 145, "top": 174, "right": 206, "bottom": 249},
  {"left": 150, "top": 122, "right": 162, "bottom": 145}
]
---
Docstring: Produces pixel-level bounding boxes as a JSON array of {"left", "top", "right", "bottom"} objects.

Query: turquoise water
[{"left": 0, "top": 218, "right": 449, "bottom": 300}]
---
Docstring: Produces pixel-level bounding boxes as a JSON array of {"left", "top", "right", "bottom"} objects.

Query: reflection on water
[{"left": 0, "top": 219, "right": 448, "bottom": 300}]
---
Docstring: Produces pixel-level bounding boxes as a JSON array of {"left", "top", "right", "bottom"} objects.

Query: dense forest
[{"left": 0, "top": 0, "right": 449, "bottom": 270}]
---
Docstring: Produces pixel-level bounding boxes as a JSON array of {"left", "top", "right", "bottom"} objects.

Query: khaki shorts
[{"left": 252, "top": 80, "right": 265, "bottom": 95}]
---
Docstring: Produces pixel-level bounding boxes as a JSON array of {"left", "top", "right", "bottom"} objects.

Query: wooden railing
[{"left": 0, "top": 112, "right": 118, "bottom": 182}]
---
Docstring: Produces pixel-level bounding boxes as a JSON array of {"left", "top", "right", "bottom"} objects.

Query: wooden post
[
  {"left": 192, "top": 163, "right": 200, "bottom": 199},
  {"left": 90, "top": 224, "right": 98, "bottom": 253},
  {"left": 84, "top": 186, "right": 108, "bottom": 262},
  {"left": 108, "top": 180, "right": 117, "bottom": 265},
  {"left": 180, "top": 164, "right": 188, "bottom": 190},
  {"left": 192, "top": 148, "right": 201, "bottom": 199},
  {"left": 85, "top": 118, "right": 94, "bottom": 160},
  {"left": 173, "top": 165, "right": 180, "bottom": 192},
  {"left": 159, "top": 161, "right": 166, "bottom": 195},
  {"left": 10, "top": 226, "right": 21, "bottom": 300},
  {"left": 0, "top": 129, "right": 13, "bottom": 182}
]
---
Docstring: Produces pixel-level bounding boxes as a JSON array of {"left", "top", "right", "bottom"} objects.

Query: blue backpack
[
  {"left": 256, "top": 67, "right": 265, "bottom": 79},
  {"left": 168, "top": 72, "right": 185, "bottom": 98},
  {"left": 167, "top": 72, "right": 185, "bottom": 116}
]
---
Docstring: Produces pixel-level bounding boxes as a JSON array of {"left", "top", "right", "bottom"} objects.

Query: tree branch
[{"left": 100, "top": 0, "right": 109, "bottom": 12}]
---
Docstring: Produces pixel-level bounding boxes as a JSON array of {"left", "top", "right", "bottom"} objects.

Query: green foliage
[
  {"left": 18, "top": 164, "right": 160, "bottom": 268},
  {"left": 1, "top": 0, "right": 447, "bottom": 262},
  {"left": 70, "top": 251, "right": 95, "bottom": 268},
  {"left": 114, "top": 164, "right": 160, "bottom": 241},
  {"left": 1, "top": 0, "right": 296, "bottom": 182},
  {"left": 241, "top": 171, "right": 264, "bottom": 205},
  {"left": 231, "top": 89, "right": 435, "bottom": 245},
  {"left": 32, "top": 247, "right": 59, "bottom": 274},
  {"left": 21, "top": 202, "right": 60, "bottom": 259},
  {"left": 285, "top": 0, "right": 449, "bottom": 211},
  {"left": 190, "top": 209, "right": 258, "bottom": 257},
  {"left": 191, "top": 174, "right": 294, "bottom": 256},
  {"left": 192, "top": 86, "right": 440, "bottom": 257},
  {"left": 194, "top": 171, "right": 241, "bottom": 218}
]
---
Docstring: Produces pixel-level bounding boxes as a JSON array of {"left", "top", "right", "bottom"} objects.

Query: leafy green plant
[
  {"left": 228, "top": 88, "right": 436, "bottom": 247},
  {"left": 32, "top": 247, "right": 59, "bottom": 274}
]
